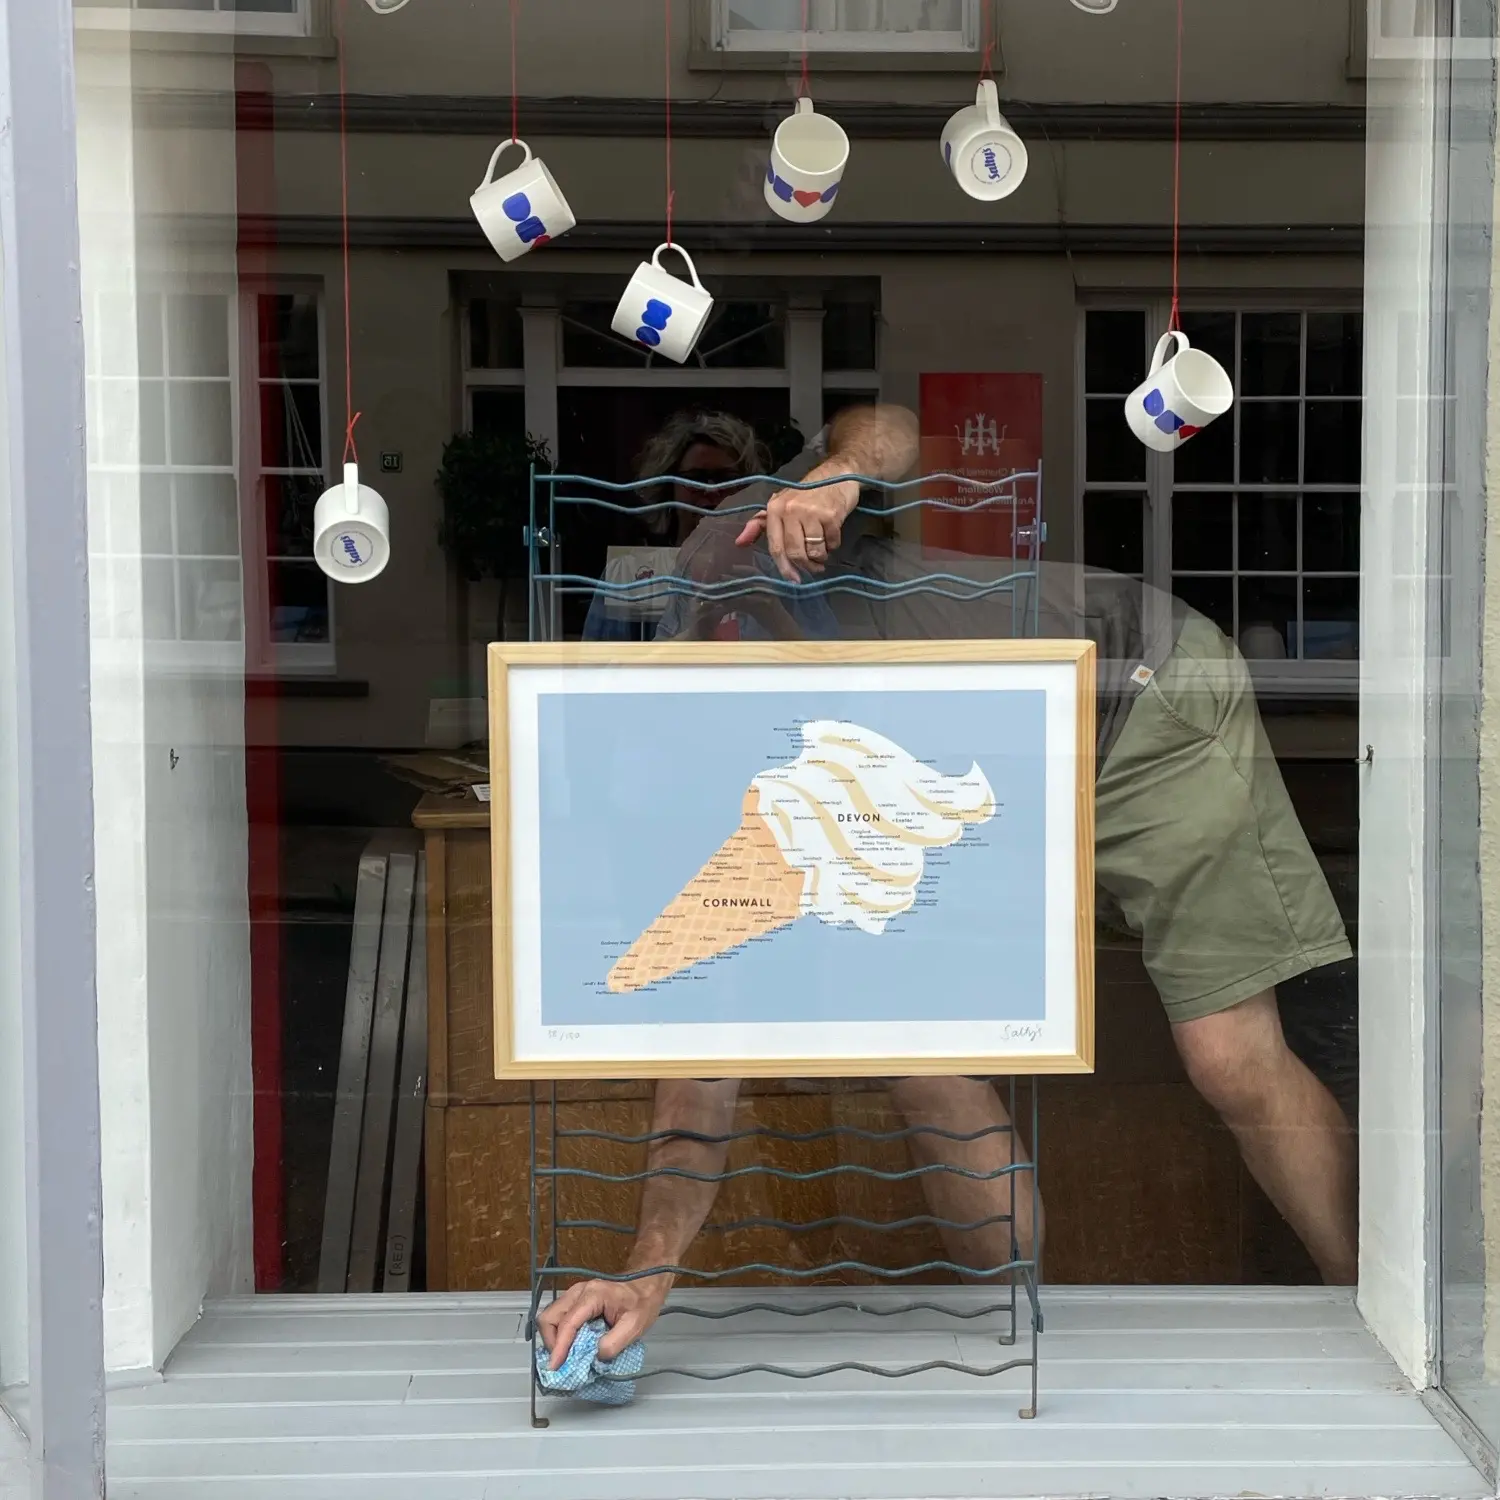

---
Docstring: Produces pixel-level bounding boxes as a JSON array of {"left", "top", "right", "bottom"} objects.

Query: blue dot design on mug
[
  {"left": 501, "top": 191, "right": 550, "bottom": 247},
  {"left": 636, "top": 298, "right": 673, "bottom": 348},
  {"left": 766, "top": 160, "right": 840, "bottom": 206}
]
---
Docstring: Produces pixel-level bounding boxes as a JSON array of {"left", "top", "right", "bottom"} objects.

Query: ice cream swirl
[{"left": 751, "top": 720, "right": 996, "bottom": 936}]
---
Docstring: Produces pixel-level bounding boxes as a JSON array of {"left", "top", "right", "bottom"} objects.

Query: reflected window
[
  {"left": 1081, "top": 304, "right": 1361, "bottom": 665},
  {"left": 716, "top": 0, "right": 977, "bottom": 52},
  {"left": 255, "top": 291, "right": 332, "bottom": 653},
  {"left": 74, "top": 0, "right": 310, "bottom": 37}
]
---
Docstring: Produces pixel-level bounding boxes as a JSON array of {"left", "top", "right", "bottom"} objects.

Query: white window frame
[
  {"left": 1360, "top": 0, "right": 1498, "bottom": 61},
  {"left": 1077, "top": 294, "right": 1363, "bottom": 701},
  {"left": 73, "top": 0, "right": 312, "bottom": 39},
  {"left": 239, "top": 285, "right": 336, "bottom": 676},
  {"left": 710, "top": 0, "right": 980, "bottom": 54}
]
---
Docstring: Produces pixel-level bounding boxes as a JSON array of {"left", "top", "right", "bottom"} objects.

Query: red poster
[{"left": 919, "top": 373, "right": 1044, "bottom": 558}]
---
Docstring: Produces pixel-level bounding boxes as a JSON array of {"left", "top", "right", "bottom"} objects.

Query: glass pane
[
  {"left": 259, "top": 382, "right": 323, "bottom": 469},
  {"left": 175, "top": 473, "right": 240, "bottom": 556},
  {"left": 1239, "top": 401, "right": 1301, "bottom": 484},
  {"left": 1085, "top": 310, "right": 1147, "bottom": 395},
  {"left": 472, "top": 388, "right": 526, "bottom": 439},
  {"left": 728, "top": 0, "right": 963, "bottom": 32},
  {"left": 1178, "top": 310, "right": 1236, "bottom": 377},
  {"left": 167, "top": 295, "right": 229, "bottom": 378},
  {"left": 263, "top": 474, "right": 323, "bottom": 558},
  {"left": 260, "top": 293, "right": 321, "bottom": 381},
  {"left": 1240, "top": 312, "right": 1302, "bottom": 397},
  {"left": 1172, "top": 573, "right": 1234, "bottom": 638},
  {"left": 1086, "top": 398, "right": 1145, "bottom": 482},
  {"left": 1083, "top": 491, "right": 1144, "bottom": 574},
  {"left": 168, "top": 380, "right": 233, "bottom": 468},
  {"left": 1306, "top": 312, "right": 1362, "bottom": 396},
  {"left": 1238, "top": 575, "right": 1298, "bottom": 660},
  {"left": 269, "top": 561, "right": 331, "bottom": 643},
  {"left": 1302, "top": 578, "right": 1359, "bottom": 659},
  {"left": 178, "top": 560, "right": 244, "bottom": 641},
  {"left": 1171, "top": 490, "right": 1232, "bottom": 571},
  {"left": 1304, "top": 401, "right": 1363, "bottom": 485},
  {"left": 467, "top": 298, "right": 525, "bottom": 370},
  {"left": 1238, "top": 492, "right": 1297, "bottom": 571},
  {"left": 823, "top": 296, "right": 879, "bottom": 369},
  {"left": 697, "top": 302, "right": 785, "bottom": 368},
  {"left": 139, "top": 473, "right": 174, "bottom": 555},
  {"left": 1172, "top": 408, "right": 1234, "bottom": 484},
  {"left": 1304, "top": 492, "right": 1360, "bottom": 573}
]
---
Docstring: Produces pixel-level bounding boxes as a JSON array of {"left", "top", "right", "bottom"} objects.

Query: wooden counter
[{"left": 412, "top": 796, "right": 1294, "bottom": 1290}]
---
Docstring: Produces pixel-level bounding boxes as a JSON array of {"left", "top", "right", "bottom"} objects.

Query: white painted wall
[
  {"left": 1358, "top": 44, "right": 1442, "bottom": 1385},
  {"left": 0, "top": 232, "right": 29, "bottom": 1396},
  {"left": 74, "top": 35, "right": 254, "bottom": 1373}
]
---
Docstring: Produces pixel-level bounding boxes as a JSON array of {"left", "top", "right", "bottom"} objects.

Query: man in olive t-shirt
[{"left": 541, "top": 403, "right": 1354, "bottom": 1372}]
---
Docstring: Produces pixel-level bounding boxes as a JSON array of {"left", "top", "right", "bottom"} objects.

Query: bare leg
[
  {"left": 887, "top": 1076, "right": 1042, "bottom": 1280},
  {"left": 1173, "top": 989, "right": 1357, "bottom": 1285}
]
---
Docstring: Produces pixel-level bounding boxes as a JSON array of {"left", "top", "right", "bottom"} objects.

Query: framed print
[{"left": 489, "top": 641, "right": 1095, "bottom": 1079}]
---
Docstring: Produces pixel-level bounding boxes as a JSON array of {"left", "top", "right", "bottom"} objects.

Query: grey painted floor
[{"left": 58, "top": 1288, "right": 1496, "bottom": 1499}]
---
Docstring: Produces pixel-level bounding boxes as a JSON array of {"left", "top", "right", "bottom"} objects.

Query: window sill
[
  {"left": 247, "top": 676, "right": 369, "bottom": 699},
  {"left": 688, "top": 44, "right": 997, "bottom": 74},
  {"left": 72, "top": 26, "right": 336, "bottom": 60}
]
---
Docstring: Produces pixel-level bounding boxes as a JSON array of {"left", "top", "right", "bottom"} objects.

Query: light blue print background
[{"left": 536, "top": 689, "right": 1048, "bottom": 1027}]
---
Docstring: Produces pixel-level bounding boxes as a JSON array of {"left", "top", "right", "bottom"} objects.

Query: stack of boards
[{"left": 317, "top": 839, "right": 429, "bottom": 1293}]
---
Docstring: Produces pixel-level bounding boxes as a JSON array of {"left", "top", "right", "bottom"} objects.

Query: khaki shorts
[{"left": 1095, "top": 612, "right": 1352, "bottom": 1025}]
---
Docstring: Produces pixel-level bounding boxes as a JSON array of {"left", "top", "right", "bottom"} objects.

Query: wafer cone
[{"left": 607, "top": 788, "right": 807, "bottom": 994}]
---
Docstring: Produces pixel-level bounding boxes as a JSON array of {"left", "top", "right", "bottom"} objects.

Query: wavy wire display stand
[{"left": 522, "top": 467, "right": 1045, "bottom": 1427}]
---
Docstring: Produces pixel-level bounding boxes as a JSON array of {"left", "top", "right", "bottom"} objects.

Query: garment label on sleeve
[{"left": 1130, "top": 665, "right": 1156, "bottom": 687}]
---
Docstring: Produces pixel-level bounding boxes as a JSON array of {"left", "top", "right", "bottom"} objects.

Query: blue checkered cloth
[{"left": 534, "top": 1318, "right": 646, "bottom": 1406}]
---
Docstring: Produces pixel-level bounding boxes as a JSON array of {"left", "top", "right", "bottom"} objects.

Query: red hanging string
[
  {"left": 799, "top": 0, "right": 811, "bottom": 97},
  {"left": 510, "top": 0, "right": 520, "bottom": 144},
  {"left": 335, "top": 0, "right": 360, "bottom": 466},
  {"left": 1169, "top": 0, "right": 1184, "bottom": 331},
  {"left": 664, "top": 0, "right": 675, "bottom": 245},
  {"left": 980, "top": 0, "right": 995, "bottom": 80}
]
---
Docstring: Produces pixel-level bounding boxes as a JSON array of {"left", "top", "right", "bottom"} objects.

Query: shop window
[
  {"left": 74, "top": 0, "right": 313, "bottom": 37},
  {"left": 253, "top": 290, "right": 333, "bottom": 662},
  {"left": 711, "top": 0, "right": 979, "bottom": 53},
  {"left": 1081, "top": 304, "right": 1362, "bottom": 669},
  {"left": 823, "top": 291, "right": 880, "bottom": 371}
]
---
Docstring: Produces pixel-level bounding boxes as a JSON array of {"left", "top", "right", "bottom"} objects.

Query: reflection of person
[
  {"left": 542, "top": 403, "right": 1356, "bottom": 1370},
  {"left": 581, "top": 411, "right": 767, "bottom": 641}
]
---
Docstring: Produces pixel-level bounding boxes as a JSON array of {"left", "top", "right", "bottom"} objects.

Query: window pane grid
[{"left": 1083, "top": 305, "right": 1360, "bottom": 665}]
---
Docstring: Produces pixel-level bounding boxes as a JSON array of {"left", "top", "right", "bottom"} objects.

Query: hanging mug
[
  {"left": 940, "top": 80, "right": 1028, "bottom": 202},
  {"left": 765, "top": 97, "right": 849, "bottom": 224},
  {"left": 313, "top": 462, "right": 390, "bottom": 583},
  {"left": 470, "top": 139, "right": 576, "bottom": 264},
  {"left": 1125, "top": 331, "right": 1235, "bottom": 453},
  {"left": 610, "top": 243, "right": 715, "bottom": 365}
]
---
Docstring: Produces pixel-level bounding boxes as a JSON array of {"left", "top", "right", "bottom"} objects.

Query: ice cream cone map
[{"left": 606, "top": 721, "right": 998, "bottom": 995}]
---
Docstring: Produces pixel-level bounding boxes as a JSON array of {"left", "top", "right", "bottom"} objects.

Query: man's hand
[
  {"left": 537, "top": 1274, "right": 670, "bottom": 1370},
  {"left": 736, "top": 466, "right": 861, "bottom": 583}
]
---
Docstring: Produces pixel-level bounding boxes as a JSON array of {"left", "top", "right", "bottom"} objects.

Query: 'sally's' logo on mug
[{"left": 338, "top": 532, "right": 370, "bottom": 566}]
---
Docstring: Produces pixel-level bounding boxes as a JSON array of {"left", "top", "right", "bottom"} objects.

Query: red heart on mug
[
  {"left": 792, "top": 189, "right": 823, "bottom": 207},
  {"left": 1179, "top": 424, "right": 1201, "bottom": 440}
]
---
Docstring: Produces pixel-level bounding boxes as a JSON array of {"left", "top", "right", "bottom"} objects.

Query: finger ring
[{"left": 807, "top": 534, "right": 827, "bottom": 552}]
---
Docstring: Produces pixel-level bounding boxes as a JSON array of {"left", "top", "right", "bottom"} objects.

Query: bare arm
[
  {"left": 737, "top": 403, "right": 919, "bottom": 581},
  {"left": 538, "top": 1079, "right": 741, "bottom": 1365}
]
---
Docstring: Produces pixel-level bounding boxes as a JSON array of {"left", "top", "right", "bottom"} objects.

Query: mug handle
[
  {"left": 479, "top": 137, "right": 532, "bottom": 189},
  {"left": 1149, "top": 329, "right": 1190, "bottom": 375},
  {"left": 977, "top": 78, "right": 1000, "bottom": 125},
  {"left": 794, "top": 95, "right": 814, "bottom": 116},
  {"left": 652, "top": 242, "right": 705, "bottom": 293},
  {"left": 342, "top": 462, "right": 361, "bottom": 517}
]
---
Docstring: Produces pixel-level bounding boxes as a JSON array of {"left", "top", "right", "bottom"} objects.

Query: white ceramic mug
[
  {"left": 940, "top": 80, "right": 1029, "bottom": 202},
  {"left": 1124, "top": 331, "right": 1235, "bottom": 453},
  {"left": 313, "top": 463, "right": 390, "bottom": 583},
  {"left": 609, "top": 243, "right": 714, "bottom": 365},
  {"left": 765, "top": 97, "right": 849, "bottom": 223},
  {"left": 470, "top": 139, "right": 576, "bottom": 264}
]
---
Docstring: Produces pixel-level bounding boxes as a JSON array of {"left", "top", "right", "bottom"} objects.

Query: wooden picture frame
[{"left": 489, "top": 640, "right": 1096, "bottom": 1079}]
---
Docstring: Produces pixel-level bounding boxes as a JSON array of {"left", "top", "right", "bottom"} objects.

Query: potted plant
[{"left": 435, "top": 428, "right": 553, "bottom": 641}]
